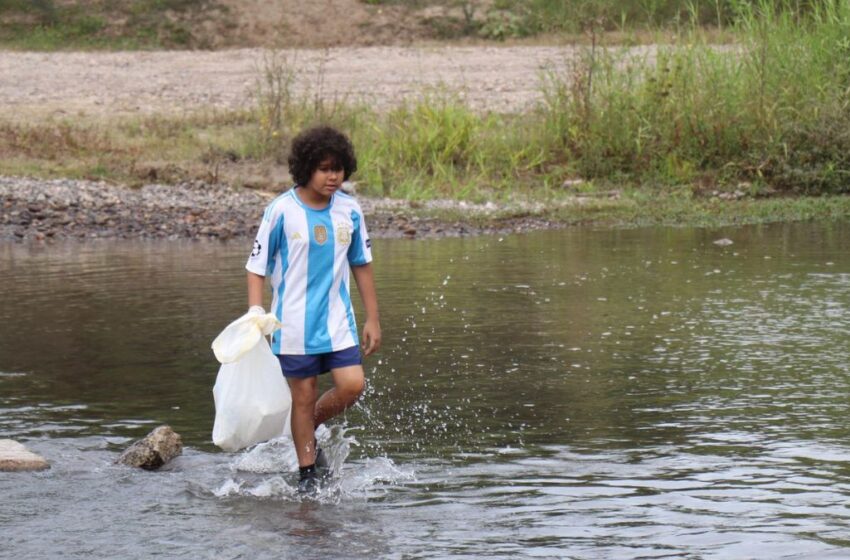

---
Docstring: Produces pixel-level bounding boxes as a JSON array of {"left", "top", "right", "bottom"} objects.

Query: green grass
[
  {"left": 356, "top": 2, "right": 850, "bottom": 199},
  {"left": 534, "top": 0, "right": 850, "bottom": 195},
  {"left": 0, "top": 0, "right": 219, "bottom": 50},
  {"left": 556, "top": 188, "right": 850, "bottom": 228},
  {"left": 361, "top": 0, "right": 812, "bottom": 40},
  {"left": 1, "top": 108, "right": 848, "bottom": 229}
]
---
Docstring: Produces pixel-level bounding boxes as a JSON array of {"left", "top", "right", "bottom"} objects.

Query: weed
[
  {"left": 251, "top": 50, "right": 297, "bottom": 160},
  {"left": 537, "top": 0, "right": 850, "bottom": 193}
]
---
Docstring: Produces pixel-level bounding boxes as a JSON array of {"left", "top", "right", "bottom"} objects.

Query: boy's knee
[
  {"left": 288, "top": 378, "right": 318, "bottom": 405},
  {"left": 293, "top": 395, "right": 317, "bottom": 410},
  {"left": 342, "top": 376, "right": 365, "bottom": 401},
  {"left": 333, "top": 366, "right": 365, "bottom": 402}
]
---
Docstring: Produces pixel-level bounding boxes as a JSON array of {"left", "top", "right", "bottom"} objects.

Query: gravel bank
[
  {"left": 0, "top": 177, "right": 561, "bottom": 242},
  {"left": 0, "top": 46, "right": 661, "bottom": 119}
]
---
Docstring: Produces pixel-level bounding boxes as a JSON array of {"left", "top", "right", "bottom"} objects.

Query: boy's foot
[
  {"left": 315, "top": 447, "right": 331, "bottom": 478},
  {"left": 297, "top": 469, "right": 320, "bottom": 496}
]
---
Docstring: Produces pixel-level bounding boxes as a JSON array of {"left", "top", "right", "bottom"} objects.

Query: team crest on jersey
[
  {"left": 336, "top": 225, "right": 351, "bottom": 245},
  {"left": 313, "top": 225, "right": 328, "bottom": 245}
]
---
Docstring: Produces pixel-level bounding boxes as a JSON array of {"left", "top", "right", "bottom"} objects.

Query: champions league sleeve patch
[
  {"left": 251, "top": 239, "right": 262, "bottom": 257},
  {"left": 365, "top": 238, "right": 371, "bottom": 249}
]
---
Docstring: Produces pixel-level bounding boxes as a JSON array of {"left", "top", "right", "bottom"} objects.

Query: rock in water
[
  {"left": 0, "top": 440, "right": 50, "bottom": 471},
  {"left": 117, "top": 425, "right": 183, "bottom": 470}
]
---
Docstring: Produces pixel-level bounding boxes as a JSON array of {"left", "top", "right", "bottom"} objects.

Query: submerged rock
[
  {"left": 117, "top": 425, "right": 183, "bottom": 470},
  {"left": 0, "top": 439, "right": 50, "bottom": 472}
]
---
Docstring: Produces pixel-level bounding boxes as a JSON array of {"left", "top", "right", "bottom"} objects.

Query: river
[{"left": 1, "top": 222, "right": 849, "bottom": 559}]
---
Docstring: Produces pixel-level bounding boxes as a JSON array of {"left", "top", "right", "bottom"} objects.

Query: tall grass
[
  {"left": 350, "top": 1, "right": 850, "bottom": 197},
  {"left": 536, "top": 0, "right": 850, "bottom": 193},
  {"left": 353, "top": 96, "right": 491, "bottom": 198}
]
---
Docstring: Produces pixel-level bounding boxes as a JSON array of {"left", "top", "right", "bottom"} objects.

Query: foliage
[
  {"left": 0, "top": 0, "right": 219, "bottom": 49},
  {"left": 537, "top": 0, "right": 850, "bottom": 193},
  {"left": 360, "top": 0, "right": 839, "bottom": 40}
]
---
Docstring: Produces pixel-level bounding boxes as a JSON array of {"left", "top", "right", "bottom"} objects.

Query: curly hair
[{"left": 287, "top": 126, "right": 357, "bottom": 187}]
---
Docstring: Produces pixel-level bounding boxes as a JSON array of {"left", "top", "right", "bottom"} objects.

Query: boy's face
[{"left": 304, "top": 156, "right": 344, "bottom": 200}]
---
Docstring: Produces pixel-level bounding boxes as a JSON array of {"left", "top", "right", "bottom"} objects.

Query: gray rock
[
  {"left": 0, "top": 175, "right": 560, "bottom": 241},
  {"left": 116, "top": 425, "right": 183, "bottom": 471},
  {"left": 0, "top": 440, "right": 49, "bottom": 472}
]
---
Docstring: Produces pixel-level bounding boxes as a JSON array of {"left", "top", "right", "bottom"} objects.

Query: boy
[{"left": 245, "top": 126, "right": 381, "bottom": 494}]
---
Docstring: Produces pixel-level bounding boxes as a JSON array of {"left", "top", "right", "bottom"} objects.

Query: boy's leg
[
  {"left": 287, "top": 376, "right": 319, "bottom": 467},
  {"left": 314, "top": 364, "right": 365, "bottom": 428}
]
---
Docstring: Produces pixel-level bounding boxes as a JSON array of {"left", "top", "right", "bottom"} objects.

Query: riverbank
[
  {"left": 0, "top": 176, "right": 564, "bottom": 241},
  {"left": 3, "top": 12, "right": 849, "bottom": 203},
  {"left": 3, "top": 5, "right": 849, "bottom": 229},
  {"left": 3, "top": 176, "right": 848, "bottom": 243}
]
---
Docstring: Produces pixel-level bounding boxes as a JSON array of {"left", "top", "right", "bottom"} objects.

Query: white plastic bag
[{"left": 211, "top": 311, "right": 291, "bottom": 452}]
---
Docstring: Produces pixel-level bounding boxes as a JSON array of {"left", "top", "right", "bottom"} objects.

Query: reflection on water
[{"left": 1, "top": 222, "right": 849, "bottom": 558}]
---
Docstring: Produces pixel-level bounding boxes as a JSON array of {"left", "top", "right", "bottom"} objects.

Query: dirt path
[{"left": 0, "top": 46, "right": 655, "bottom": 120}]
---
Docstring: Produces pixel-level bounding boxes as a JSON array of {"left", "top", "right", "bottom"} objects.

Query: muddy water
[{"left": 1, "top": 222, "right": 849, "bottom": 559}]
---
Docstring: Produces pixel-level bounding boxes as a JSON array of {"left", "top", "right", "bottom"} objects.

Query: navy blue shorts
[{"left": 277, "top": 346, "right": 362, "bottom": 378}]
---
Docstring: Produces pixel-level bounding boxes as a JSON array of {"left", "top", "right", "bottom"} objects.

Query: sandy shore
[{"left": 0, "top": 45, "right": 660, "bottom": 119}]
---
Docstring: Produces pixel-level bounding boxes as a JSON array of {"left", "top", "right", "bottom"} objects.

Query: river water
[{"left": 1, "top": 222, "right": 849, "bottom": 559}]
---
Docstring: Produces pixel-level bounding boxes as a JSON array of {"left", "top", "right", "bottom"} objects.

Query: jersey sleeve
[
  {"left": 348, "top": 205, "right": 372, "bottom": 266},
  {"left": 246, "top": 203, "right": 283, "bottom": 276}
]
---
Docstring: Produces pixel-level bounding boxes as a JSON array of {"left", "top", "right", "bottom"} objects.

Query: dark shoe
[
  {"left": 297, "top": 470, "right": 320, "bottom": 496},
  {"left": 315, "top": 447, "right": 331, "bottom": 478}
]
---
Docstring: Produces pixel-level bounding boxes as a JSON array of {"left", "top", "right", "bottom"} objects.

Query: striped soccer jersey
[{"left": 246, "top": 188, "right": 372, "bottom": 355}]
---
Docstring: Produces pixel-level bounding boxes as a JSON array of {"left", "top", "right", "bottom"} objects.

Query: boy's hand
[{"left": 361, "top": 319, "right": 382, "bottom": 357}]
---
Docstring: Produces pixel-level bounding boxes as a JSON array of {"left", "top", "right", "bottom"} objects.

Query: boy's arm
[
  {"left": 247, "top": 271, "right": 265, "bottom": 310},
  {"left": 351, "top": 263, "right": 381, "bottom": 357}
]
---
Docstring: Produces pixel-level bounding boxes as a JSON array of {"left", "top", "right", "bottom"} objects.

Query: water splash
[{"left": 212, "top": 424, "right": 414, "bottom": 503}]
